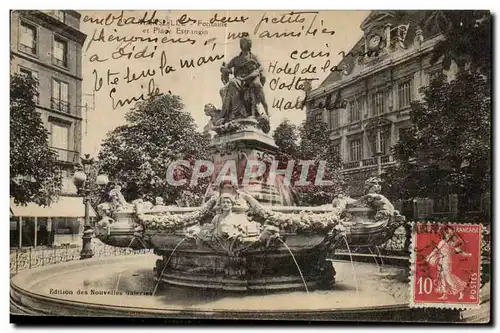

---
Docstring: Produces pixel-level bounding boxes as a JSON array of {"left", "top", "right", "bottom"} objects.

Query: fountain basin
[
  {"left": 98, "top": 205, "right": 401, "bottom": 250},
  {"left": 151, "top": 234, "right": 332, "bottom": 291},
  {"left": 95, "top": 200, "right": 405, "bottom": 292},
  {"left": 11, "top": 253, "right": 461, "bottom": 322}
]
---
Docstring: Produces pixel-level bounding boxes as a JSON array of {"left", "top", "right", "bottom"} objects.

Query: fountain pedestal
[{"left": 209, "top": 121, "right": 283, "bottom": 205}]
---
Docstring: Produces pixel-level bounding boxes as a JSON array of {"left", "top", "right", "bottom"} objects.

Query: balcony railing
[
  {"left": 19, "top": 43, "right": 36, "bottom": 55},
  {"left": 381, "top": 155, "right": 393, "bottom": 164},
  {"left": 342, "top": 154, "right": 395, "bottom": 170},
  {"left": 51, "top": 147, "right": 79, "bottom": 164},
  {"left": 52, "top": 56, "right": 68, "bottom": 68},
  {"left": 362, "top": 157, "right": 377, "bottom": 167},
  {"left": 343, "top": 160, "right": 361, "bottom": 169},
  {"left": 50, "top": 98, "right": 70, "bottom": 113}
]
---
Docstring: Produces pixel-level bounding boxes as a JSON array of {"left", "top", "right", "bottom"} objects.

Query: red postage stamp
[{"left": 410, "top": 222, "right": 482, "bottom": 309}]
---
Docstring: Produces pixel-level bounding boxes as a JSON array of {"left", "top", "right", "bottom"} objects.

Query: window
[
  {"left": 349, "top": 139, "right": 362, "bottom": 161},
  {"left": 314, "top": 113, "right": 323, "bottom": 123},
  {"left": 19, "top": 68, "right": 39, "bottom": 104},
  {"left": 428, "top": 70, "right": 442, "bottom": 85},
  {"left": 371, "top": 130, "right": 390, "bottom": 155},
  {"left": 330, "top": 144, "right": 340, "bottom": 157},
  {"left": 53, "top": 217, "right": 79, "bottom": 235},
  {"left": 398, "top": 127, "right": 412, "bottom": 141},
  {"left": 372, "top": 91, "right": 385, "bottom": 116},
  {"left": 50, "top": 122, "right": 69, "bottom": 161},
  {"left": 329, "top": 110, "right": 339, "bottom": 129},
  {"left": 19, "top": 21, "right": 37, "bottom": 55},
  {"left": 381, "top": 132, "right": 389, "bottom": 154},
  {"left": 44, "top": 10, "right": 66, "bottom": 22},
  {"left": 52, "top": 79, "right": 69, "bottom": 112},
  {"left": 348, "top": 99, "right": 361, "bottom": 123},
  {"left": 398, "top": 81, "right": 412, "bottom": 108},
  {"left": 53, "top": 37, "right": 68, "bottom": 67}
]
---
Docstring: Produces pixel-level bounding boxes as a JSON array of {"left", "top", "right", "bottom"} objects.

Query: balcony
[
  {"left": 342, "top": 154, "right": 395, "bottom": 170},
  {"left": 362, "top": 157, "right": 377, "bottom": 167},
  {"left": 19, "top": 43, "right": 36, "bottom": 55},
  {"left": 50, "top": 98, "right": 70, "bottom": 113},
  {"left": 52, "top": 56, "right": 68, "bottom": 68},
  {"left": 343, "top": 160, "right": 361, "bottom": 169},
  {"left": 51, "top": 147, "right": 79, "bottom": 164},
  {"left": 380, "top": 155, "right": 393, "bottom": 164}
]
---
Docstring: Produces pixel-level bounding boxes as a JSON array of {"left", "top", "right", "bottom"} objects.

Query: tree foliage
[
  {"left": 423, "top": 10, "right": 491, "bottom": 74},
  {"left": 273, "top": 118, "right": 346, "bottom": 205},
  {"left": 273, "top": 119, "right": 299, "bottom": 161},
  {"left": 10, "top": 73, "right": 62, "bottom": 206},
  {"left": 299, "top": 119, "right": 342, "bottom": 169},
  {"left": 96, "top": 94, "right": 210, "bottom": 206},
  {"left": 384, "top": 71, "right": 491, "bottom": 218}
]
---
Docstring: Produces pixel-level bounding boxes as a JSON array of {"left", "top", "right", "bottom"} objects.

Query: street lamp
[{"left": 72, "top": 154, "right": 109, "bottom": 260}]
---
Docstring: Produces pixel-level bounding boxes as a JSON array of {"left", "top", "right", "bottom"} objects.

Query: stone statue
[
  {"left": 204, "top": 191, "right": 256, "bottom": 237},
  {"left": 212, "top": 193, "right": 244, "bottom": 239},
  {"left": 219, "top": 33, "right": 269, "bottom": 122},
  {"left": 155, "top": 197, "right": 164, "bottom": 206},
  {"left": 94, "top": 202, "right": 115, "bottom": 237},
  {"left": 108, "top": 186, "right": 134, "bottom": 212},
  {"left": 364, "top": 176, "right": 383, "bottom": 194},
  {"left": 203, "top": 103, "right": 225, "bottom": 136}
]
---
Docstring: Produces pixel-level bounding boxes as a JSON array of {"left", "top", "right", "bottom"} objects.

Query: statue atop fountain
[
  {"left": 220, "top": 33, "right": 269, "bottom": 124},
  {"left": 204, "top": 33, "right": 271, "bottom": 137}
]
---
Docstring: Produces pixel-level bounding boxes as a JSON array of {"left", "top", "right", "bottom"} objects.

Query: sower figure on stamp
[
  {"left": 220, "top": 33, "right": 269, "bottom": 121},
  {"left": 425, "top": 226, "right": 472, "bottom": 301}
]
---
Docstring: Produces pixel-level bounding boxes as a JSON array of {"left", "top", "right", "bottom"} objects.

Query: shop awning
[{"left": 10, "top": 196, "right": 97, "bottom": 218}]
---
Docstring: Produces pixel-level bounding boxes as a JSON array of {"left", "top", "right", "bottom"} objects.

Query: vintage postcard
[{"left": 9, "top": 10, "right": 491, "bottom": 324}]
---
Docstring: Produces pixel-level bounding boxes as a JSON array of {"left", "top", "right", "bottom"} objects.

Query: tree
[
  {"left": 384, "top": 71, "right": 491, "bottom": 220},
  {"left": 10, "top": 73, "right": 62, "bottom": 206},
  {"left": 423, "top": 10, "right": 491, "bottom": 74},
  {"left": 273, "top": 118, "right": 346, "bottom": 206},
  {"left": 273, "top": 119, "right": 299, "bottom": 161},
  {"left": 96, "top": 94, "right": 211, "bottom": 206},
  {"left": 299, "top": 119, "right": 342, "bottom": 169},
  {"left": 296, "top": 119, "right": 345, "bottom": 205}
]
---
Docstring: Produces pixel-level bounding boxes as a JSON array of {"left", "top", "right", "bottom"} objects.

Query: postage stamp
[
  {"left": 9, "top": 9, "right": 491, "bottom": 323},
  {"left": 410, "top": 222, "right": 482, "bottom": 309}
]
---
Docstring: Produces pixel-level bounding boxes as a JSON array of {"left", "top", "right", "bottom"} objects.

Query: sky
[{"left": 79, "top": 10, "right": 370, "bottom": 155}]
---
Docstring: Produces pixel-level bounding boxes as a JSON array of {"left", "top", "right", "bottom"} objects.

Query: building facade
[
  {"left": 305, "top": 11, "right": 468, "bottom": 220},
  {"left": 10, "top": 10, "right": 93, "bottom": 247}
]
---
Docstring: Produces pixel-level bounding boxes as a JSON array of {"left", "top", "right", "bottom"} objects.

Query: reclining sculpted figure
[{"left": 218, "top": 33, "right": 270, "bottom": 129}]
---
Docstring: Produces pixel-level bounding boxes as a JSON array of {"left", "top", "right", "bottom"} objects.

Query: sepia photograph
[{"left": 8, "top": 9, "right": 492, "bottom": 324}]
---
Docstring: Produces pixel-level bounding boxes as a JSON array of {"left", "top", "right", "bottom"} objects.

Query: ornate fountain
[{"left": 93, "top": 34, "right": 406, "bottom": 292}]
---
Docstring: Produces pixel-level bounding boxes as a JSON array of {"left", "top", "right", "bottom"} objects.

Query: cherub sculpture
[{"left": 203, "top": 103, "right": 225, "bottom": 136}]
